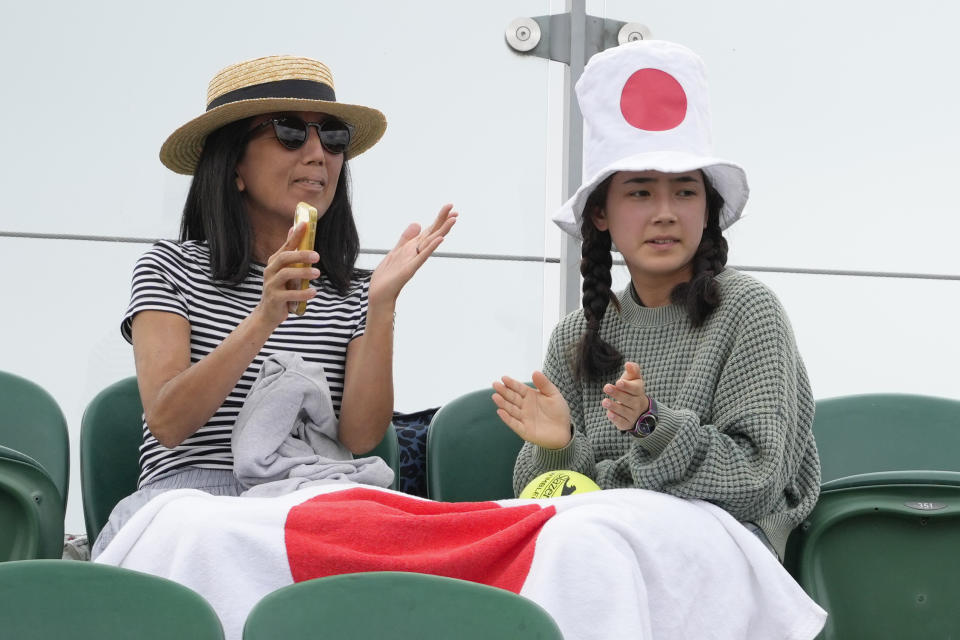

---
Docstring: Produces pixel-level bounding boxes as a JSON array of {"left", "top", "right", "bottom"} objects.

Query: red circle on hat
[{"left": 620, "top": 68, "right": 687, "bottom": 131}]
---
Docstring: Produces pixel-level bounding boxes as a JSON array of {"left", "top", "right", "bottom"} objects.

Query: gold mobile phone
[{"left": 289, "top": 202, "right": 318, "bottom": 315}]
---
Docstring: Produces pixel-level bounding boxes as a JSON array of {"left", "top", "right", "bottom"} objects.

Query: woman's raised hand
[
  {"left": 255, "top": 222, "right": 320, "bottom": 328},
  {"left": 368, "top": 204, "right": 457, "bottom": 306},
  {"left": 493, "top": 371, "right": 572, "bottom": 450}
]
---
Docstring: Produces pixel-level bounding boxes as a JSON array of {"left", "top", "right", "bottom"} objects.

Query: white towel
[{"left": 96, "top": 485, "right": 826, "bottom": 640}]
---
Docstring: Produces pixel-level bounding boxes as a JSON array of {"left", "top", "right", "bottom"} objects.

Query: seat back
[
  {"left": 80, "top": 377, "right": 144, "bottom": 543},
  {"left": 0, "top": 446, "right": 64, "bottom": 560},
  {"left": 0, "top": 559, "right": 223, "bottom": 638},
  {"left": 813, "top": 393, "right": 960, "bottom": 483},
  {"left": 785, "top": 394, "right": 960, "bottom": 639},
  {"left": 365, "top": 424, "right": 400, "bottom": 491},
  {"left": 0, "top": 370, "right": 69, "bottom": 505},
  {"left": 81, "top": 377, "right": 402, "bottom": 541},
  {"left": 426, "top": 387, "right": 525, "bottom": 502},
  {"left": 791, "top": 477, "right": 960, "bottom": 639},
  {"left": 243, "top": 571, "right": 563, "bottom": 640}
]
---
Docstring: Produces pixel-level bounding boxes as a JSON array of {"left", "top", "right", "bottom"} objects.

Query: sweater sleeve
[
  {"left": 512, "top": 320, "right": 600, "bottom": 496},
  {"left": 606, "top": 290, "right": 818, "bottom": 523}
]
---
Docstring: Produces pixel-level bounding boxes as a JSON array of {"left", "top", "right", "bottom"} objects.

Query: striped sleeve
[
  {"left": 121, "top": 241, "right": 191, "bottom": 343},
  {"left": 352, "top": 276, "right": 369, "bottom": 339}
]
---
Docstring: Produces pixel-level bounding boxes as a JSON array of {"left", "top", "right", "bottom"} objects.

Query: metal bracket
[{"left": 505, "top": 14, "right": 651, "bottom": 63}]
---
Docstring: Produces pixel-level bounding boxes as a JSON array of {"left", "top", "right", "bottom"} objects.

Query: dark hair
[
  {"left": 572, "top": 171, "right": 728, "bottom": 382},
  {"left": 179, "top": 117, "right": 364, "bottom": 294},
  {"left": 669, "top": 177, "right": 728, "bottom": 325},
  {"left": 573, "top": 175, "right": 623, "bottom": 382}
]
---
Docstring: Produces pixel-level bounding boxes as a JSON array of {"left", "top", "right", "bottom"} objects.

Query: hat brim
[
  {"left": 159, "top": 98, "right": 387, "bottom": 175},
  {"left": 552, "top": 150, "right": 749, "bottom": 239}
]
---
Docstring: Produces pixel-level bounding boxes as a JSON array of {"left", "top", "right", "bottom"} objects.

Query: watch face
[{"left": 636, "top": 416, "right": 656, "bottom": 436}]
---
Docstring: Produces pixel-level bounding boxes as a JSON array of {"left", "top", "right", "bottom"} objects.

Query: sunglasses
[{"left": 249, "top": 116, "right": 354, "bottom": 154}]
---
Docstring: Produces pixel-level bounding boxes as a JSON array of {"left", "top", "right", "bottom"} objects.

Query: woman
[
  {"left": 493, "top": 40, "right": 820, "bottom": 563},
  {"left": 94, "top": 54, "right": 456, "bottom": 555}
]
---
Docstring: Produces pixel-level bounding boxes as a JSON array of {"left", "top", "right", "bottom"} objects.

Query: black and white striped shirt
[{"left": 122, "top": 240, "right": 369, "bottom": 487}]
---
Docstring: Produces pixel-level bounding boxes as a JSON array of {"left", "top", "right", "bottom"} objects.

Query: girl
[{"left": 493, "top": 40, "right": 819, "bottom": 562}]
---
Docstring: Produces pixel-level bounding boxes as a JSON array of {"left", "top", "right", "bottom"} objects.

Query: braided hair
[
  {"left": 573, "top": 175, "right": 623, "bottom": 382},
  {"left": 571, "top": 172, "right": 728, "bottom": 382}
]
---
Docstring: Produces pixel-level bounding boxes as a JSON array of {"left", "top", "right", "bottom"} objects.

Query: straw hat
[
  {"left": 553, "top": 40, "right": 749, "bottom": 239},
  {"left": 160, "top": 55, "right": 387, "bottom": 175}
]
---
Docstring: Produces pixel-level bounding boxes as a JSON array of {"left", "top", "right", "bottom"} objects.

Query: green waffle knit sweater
[{"left": 514, "top": 268, "right": 820, "bottom": 559}]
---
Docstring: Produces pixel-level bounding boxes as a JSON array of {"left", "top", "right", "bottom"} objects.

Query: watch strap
[{"left": 629, "top": 397, "right": 658, "bottom": 438}]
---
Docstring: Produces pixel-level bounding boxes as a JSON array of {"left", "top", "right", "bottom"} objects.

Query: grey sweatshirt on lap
[{"left": 233, "top": 352, "right": 394, "bottom": 496}]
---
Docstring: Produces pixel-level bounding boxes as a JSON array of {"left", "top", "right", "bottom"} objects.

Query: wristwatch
[{"left": 628, "top": 397, "right": 658, "bottom": 438}]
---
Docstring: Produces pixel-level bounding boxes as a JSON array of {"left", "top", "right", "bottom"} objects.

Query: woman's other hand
[
  {"left": 337, "top": 205, "right": 455, "bottom": 452},
  {"left": 493, "top": 371, "right": 572, "bottom": 450},
  {"left": 368, "top": 204, "right": 458, "bottom": 306},
  {"left": 255, "top": 222, "right": 321, "bottom": 328},
  {"left": 601, "top": 362, "right": 649, "bottom": 432}
]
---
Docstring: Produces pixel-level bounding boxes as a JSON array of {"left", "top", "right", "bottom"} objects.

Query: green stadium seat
[
  {"left": 80, "top": 377, "right": 144, "bottom": 544},
  {"left": 243, "top": 571, "right": 563, "bottom": 639},
  {"left": 0, "top": 445, "right": 64, "bottom": 560},
  {"left": 785, "top": 393, "right": 960, "bottom": 639},
  {"left": 426, "top": 386, "right": 526, "bottom": 502},
  {"left": 0, "top": 370, "right": 69, "bottom": 507},
  {"left": 0, "top": 559, "right": 223, "bottom": 638}
]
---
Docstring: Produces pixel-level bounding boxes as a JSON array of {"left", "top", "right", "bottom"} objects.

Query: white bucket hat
[{"left": 553, "top": 40, "right": 749, "bottom": 238}]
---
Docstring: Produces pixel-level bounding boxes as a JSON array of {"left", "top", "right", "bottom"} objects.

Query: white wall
[
  {"left": 598, "top": 0, "right": 960, "bottom": 401},
  {"left": 1, "top": 0, "right": 957, "bottom": 536}
]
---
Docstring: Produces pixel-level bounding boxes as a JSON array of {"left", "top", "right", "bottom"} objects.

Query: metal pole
[{"left": 559, "top": 0, "right": 587, "bottom": 317}]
